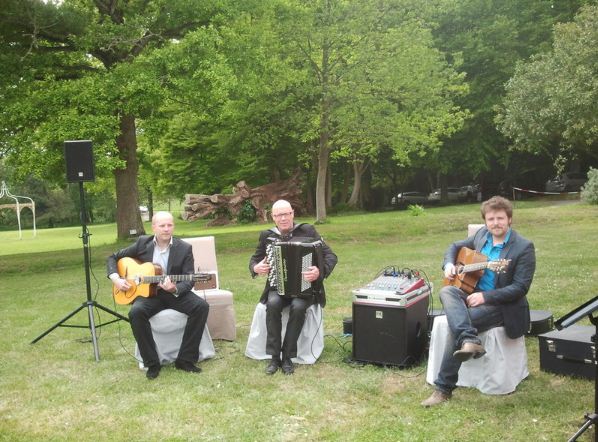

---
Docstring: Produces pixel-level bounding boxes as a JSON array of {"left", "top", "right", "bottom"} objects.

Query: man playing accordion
[{"left": 249, "top": 200, "right": 338, "bottom": 375}]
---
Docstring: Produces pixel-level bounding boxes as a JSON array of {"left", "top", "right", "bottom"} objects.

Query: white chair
[
  {"left": 425, "top": 222, "right": 528, "bottom": 394},
  {"left": 245, "top": 303, "right": 324, "bottom": 364},
  {"left": 135, "top": 310, "right": 215, "bottom": 368},
  {"left": 426, "top": 315, "right": 528, "bottom": 394},
  {"left": 184, "top": 236, "right": 236, "bottom": 341},
  {"left": 134, "top": 235, "right": 236, "bottom": 368}
]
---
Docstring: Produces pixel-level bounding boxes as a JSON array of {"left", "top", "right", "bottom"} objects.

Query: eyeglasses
[{"left": 272, "top": 211, "right": 293, "bottom": 219}]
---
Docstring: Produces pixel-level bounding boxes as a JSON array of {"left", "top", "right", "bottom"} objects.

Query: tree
[
  {"left": 497, "top": 5, "right": 598, "bottom": 169},
  {"left": 432, "top": 0, "right": 591, "bottom": 192},
  {"left": 0, "top": 0, "right": 223, "bottom": 239}
]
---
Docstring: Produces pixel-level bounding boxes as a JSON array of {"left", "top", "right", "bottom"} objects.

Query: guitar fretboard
[
  {"left": 461, "top": 262, "right": 491, "bottom": 273},
  {"left": 141, "top": 274, "right": 197, "bottom": 283}
]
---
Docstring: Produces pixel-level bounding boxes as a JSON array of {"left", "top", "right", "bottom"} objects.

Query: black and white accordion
[{"left": 266, "top": 238, "right": 324, "bottom": 298}]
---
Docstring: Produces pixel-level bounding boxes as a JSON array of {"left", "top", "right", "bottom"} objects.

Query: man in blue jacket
[{"left": 422, "top": 196, "right": 536, "bottom": 406}]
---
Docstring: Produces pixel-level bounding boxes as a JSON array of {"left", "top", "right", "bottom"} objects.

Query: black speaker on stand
[{"left": 31, "top": 140, "right": 129, "bottom": 361}]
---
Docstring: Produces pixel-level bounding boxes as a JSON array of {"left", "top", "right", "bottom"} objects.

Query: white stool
[
  {"left": 135, "top": 308, "right": 215, "bottom": 368},
  {"left": 244, "top": 303, "right": 324, "bottom": 364},
  {"left": 426, "top": 315, "right": 528, "bottom": 394}
]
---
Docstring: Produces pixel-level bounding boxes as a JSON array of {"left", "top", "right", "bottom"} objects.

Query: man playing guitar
[
  {"left": 422, "top": 196, "right": 536, "bottom": 406},
  {"left": 107, "top": 211, "right": 209, "bottom": 380}
]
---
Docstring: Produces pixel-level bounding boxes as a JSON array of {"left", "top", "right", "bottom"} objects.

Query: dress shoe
[
  {"left": 281, "top": 358, "right": 295, "bottom": 375},
  {"left": 265, "top": 358, "right": 281, "bottom": 375},
  {"left": 146, "top": 364, "right": 161, "bottom": 380},
  {"left": 174, "top": 360, "right": 202, "bottom": 373},
  {"left": 421, "top": 390, "right": 452, "bottom": 407},
  {"left": 453, "top": 341, "right": 486, "bottom": 362}
]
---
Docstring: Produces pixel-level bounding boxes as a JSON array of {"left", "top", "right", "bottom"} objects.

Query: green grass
[{"left": 1, "top": 200, "right": 598, "bottom": 441}]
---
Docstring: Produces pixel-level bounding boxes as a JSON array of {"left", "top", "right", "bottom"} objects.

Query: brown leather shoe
[
  {"left": 453, "top": 341, "right": 486, "bottom": 362},
  {"left": 421, "top": 390, "right": 452, "bottom": 407}
]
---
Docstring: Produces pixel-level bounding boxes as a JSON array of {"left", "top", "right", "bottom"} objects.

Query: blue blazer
[{"left": 443, "top": 227, "right": 536, "bottom": 339}]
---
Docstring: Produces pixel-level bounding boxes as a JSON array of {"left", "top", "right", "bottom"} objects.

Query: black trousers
[
  {"left": 265, "top": 290, "right": 312, "bottom": 359},
  {"left": 129, "top": 291, "right": 209, "bottom": 367}
]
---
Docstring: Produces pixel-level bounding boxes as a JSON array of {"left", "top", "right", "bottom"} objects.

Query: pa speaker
[
  {"left": 352, "top": 297, "right": 429, "bottom": 367},
  {"left": 64, "top": 140, "right": 95, "bottom": 182}
]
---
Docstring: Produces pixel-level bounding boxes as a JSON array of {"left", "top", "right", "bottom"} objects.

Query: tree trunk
[
  {"left": 339, "top": 161, "right": 350, "bottom": 204},
  {"left": 114, "top": 114, "right": 145, "bottom": 240},
  {"left": 347, "top": 160, "right": 367, "bottom": 207},
  {"left": 326, "top": 162, "right": 332, "bottom": 209},
  {"left": 315, "top": 45, "right": 331, "bottom": 223}
]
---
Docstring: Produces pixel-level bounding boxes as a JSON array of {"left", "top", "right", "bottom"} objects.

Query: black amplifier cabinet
[
  {"left": 538, "top": 325, "right": 596, "bottom": 380},
  {"left": 352, "top": 293, "right": 429, "bottom": 367}
]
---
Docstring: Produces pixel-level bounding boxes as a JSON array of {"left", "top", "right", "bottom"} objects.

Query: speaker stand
[{"left": 31, "top": 181, "right": 129, "bottom": 361}]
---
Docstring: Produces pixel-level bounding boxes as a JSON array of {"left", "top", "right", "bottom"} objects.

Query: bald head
[{"left": 271, "top": 200, "right": 294, "bottom": 234}]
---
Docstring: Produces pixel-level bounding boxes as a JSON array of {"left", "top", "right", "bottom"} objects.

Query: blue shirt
[{"left": 477, "top": 229, "right": 511, "bottom": 292}]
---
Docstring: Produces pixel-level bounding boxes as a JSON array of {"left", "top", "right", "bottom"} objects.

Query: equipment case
[{"left": 538, "top": 325, "right": 596, "bottom": 380}]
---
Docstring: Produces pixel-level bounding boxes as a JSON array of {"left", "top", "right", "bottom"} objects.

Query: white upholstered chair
[
  {"left": 245, "top": 303, "right": 324, "bottom": 364},
  {"left": 184, "top": 236, "right": 236, "bottom": 341},
  {"left": 135, "top": 313, "right": 215, "bottom": 367},
  {"left": 426, "top": 315, "right": 528, "bottom": 394},
  {"left": 135, "top": 235, "right": 236, "bottom": 368},
  {"left": 425, "top": 223, "right": 529, "bottom": 394}
]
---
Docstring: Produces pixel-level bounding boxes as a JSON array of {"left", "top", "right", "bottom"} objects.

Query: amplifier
[
  {"left": 538, "top": 325, "right": 596, "bottom": 380},
  {"left": 352, "top": 274, "right": 431, "bottom": 307},
  {"left": 352, "top": 291, "right": 429, "bottom": 367}
]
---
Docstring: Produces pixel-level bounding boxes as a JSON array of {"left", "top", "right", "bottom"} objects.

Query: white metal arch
[{"left": 0, "top": 181, "right": 37, "bottom": 239}]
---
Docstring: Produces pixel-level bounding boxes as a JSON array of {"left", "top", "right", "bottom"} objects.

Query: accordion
[{"left": 266, "top": 239, "right": 324, "bottom": 298}]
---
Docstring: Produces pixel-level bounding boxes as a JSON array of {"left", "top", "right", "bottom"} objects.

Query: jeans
[{"left": 434, "top": 285, "right": 503, "bottom": 394}]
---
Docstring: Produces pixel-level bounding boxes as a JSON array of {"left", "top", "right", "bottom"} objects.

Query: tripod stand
[
  {"left": 555, "top": 295, "right": 598, "bottom": 442},
  {"left": 31, "top": 181, "right": 129, "bottom": 361}
]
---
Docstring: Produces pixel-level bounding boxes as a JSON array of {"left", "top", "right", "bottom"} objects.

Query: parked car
[
  {"left": 545, "top": 172, "right": 587, "bottom": 192},
  {"left": 391, "top": 191, "right": 429, "bottom": 207},
  {"left": 428, "top": 187, "right": 468, "bottom": 202}
]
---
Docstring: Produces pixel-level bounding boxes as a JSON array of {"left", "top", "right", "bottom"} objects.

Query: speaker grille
[{"left": 64, "top": 140, "right": 95, "bottom": 182}]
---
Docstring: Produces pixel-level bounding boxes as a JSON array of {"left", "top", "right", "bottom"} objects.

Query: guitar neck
[
  {"left": 461, "top": 262, "right": 491, "bottom": 274},
  {"left": 141, "top": 274, "right": 195, "bottom": 284}
]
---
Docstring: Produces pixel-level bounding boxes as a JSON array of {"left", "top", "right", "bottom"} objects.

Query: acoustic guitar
[
  {"left": 443, "top": 247, "right": 510, "bottom": 294},
  {"left": 112, "top": 257, "right": 211, "bottom": 305}
]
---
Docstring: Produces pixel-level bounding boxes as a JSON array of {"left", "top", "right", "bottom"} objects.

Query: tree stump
[{"left": 183, "top": 173, "right": 304, "bottom": 226}]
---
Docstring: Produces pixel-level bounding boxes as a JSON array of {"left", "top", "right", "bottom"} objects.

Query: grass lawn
[{"left": 1, "top": 199, "right": 597, "bottom": 441}]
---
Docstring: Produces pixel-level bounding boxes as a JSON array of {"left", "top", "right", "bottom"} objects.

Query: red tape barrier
[{"left": 512, "top": 186, "right": 579, "bottom": 195}]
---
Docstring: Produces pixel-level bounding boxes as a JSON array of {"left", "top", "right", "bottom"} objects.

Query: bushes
[{"left": 581, "top": 168, "right": 598, "bottom": 205}]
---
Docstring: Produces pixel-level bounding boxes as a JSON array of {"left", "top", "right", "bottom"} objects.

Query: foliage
[
  {"left": 497, "top": 5, "right": 598, "bottom": 165},
  {"left": 407, "top": 204, "right": 425, "bottom": 216},
  {"left": 581, "top": 167, "right": 598, "bottom": 205},
  {"left": 432, "top": 0, "right": 590, "bottom": 189},
  {"left": 236, "top": 200, "right": 257, "bottom": 224},
  {"left": 0, "top": 0, "right": 226, "bottom": 239}
]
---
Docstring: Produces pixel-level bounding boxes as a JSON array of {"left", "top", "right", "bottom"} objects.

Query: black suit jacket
[
  {"left": 443, "top": 227, "right": 536, "bottom": 339},
  {"left": 249, "top": 223, "right": 338, "bottom": 307},
  {"left": 107, "top": 235, "right": 195, "bottom": 297}
]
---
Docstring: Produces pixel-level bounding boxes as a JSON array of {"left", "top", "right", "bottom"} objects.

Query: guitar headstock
[{"left": 488, "top": 259, "right": 511, "bottom": 273}]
